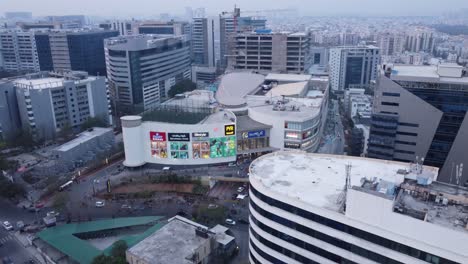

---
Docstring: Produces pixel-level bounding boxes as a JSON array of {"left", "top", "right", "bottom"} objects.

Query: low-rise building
[
  {"left": 126, "top": 216, "right": 236, "bottom": 264},
  {"left": 52, "top": 127, "right": 114, "bottom": 170}
]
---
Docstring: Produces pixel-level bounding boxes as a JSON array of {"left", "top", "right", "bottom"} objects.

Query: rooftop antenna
[
  {"left": 336, "top": 163, "right": 352, "bottom": 213},
  {"left": 456, "top": 163, "right": 463, "bottom": 186}
]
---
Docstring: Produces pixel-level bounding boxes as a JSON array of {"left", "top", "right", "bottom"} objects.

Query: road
[{"left": 318, "top": 99, "right": 345, "bottom": 155}]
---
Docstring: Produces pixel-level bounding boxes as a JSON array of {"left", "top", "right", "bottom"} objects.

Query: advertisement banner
[
  {"left": 224, "top": 124, "right": 235, "bottom": 136},
  {"left": 210, "top": 136, "right": 236, "bottom": 158},
  {"left": 168, "top": 133, "right": 190, "bottom": 142},
  {"left": 242, "top": 130, "right": 266, "bottom": 139},
  {"left": 150, "top": 131, "right": 167, "bottom": 158}
]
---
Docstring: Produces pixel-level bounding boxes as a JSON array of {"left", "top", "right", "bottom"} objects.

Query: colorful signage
[
  {"left": 150, "top": 131, "right": 168, "bottom": 158},
  {"left": 168, "top": 133, "right": 190, "bottom": 142},
  {"left": 242, "top": 130, "right": 266, "bottom": 139},
  {"left": 224, "top": 124, "right": 235, "bottom": 136},
  {"left": 210, "top": 136, "right": 236, "bottom": 158},
  {"left": 192, "top": 132, "right": 209, "bottom": 139},
  {"left": 150, "top": 131, "right": 166, "bottom": 142}
]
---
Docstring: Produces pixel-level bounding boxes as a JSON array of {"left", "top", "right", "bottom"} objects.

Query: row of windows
[
  {"left": 251, "top": 198, "right": 400, "bottom": 264},
  {"left": 250, "top": 239, "right": 287, "bottom": 264},
  {"left": 395, "top": 140, "right": 417, "bottom": 146},
  {"left": 250, "top": 185, "right": 458, "bottom": 264},
  {"left": 250, "top": 227, "right": 322, "bottom": 264},
  {"left": 396, "top": 131, "right": 418, "bottom": 137},
  {"left": 382, "top": 92, "right": 401, "bottom": 97}
]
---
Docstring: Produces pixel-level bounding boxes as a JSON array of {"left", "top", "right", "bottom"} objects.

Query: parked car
[
  {"left": 47, "top": 211, "right": 59, "bottom": 217},
  {"left": 225, "top": 219, "right": 236, "bottom": 225},
  {"left": 95, "top": 201, "right": 105, "bottom": 207},
  {"left": 2, "top": 221, "right": 13, "bottom": 231},
  {"left": 237, "top": 187, "right": 245, "bottom": 193},
  {"left": 207, "top": 204, "right": 218, "bottom": 209},
  {"left": 121, "top": 204, "right": 132, "bottom": 209}
]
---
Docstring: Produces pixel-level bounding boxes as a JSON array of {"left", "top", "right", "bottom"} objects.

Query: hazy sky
[{"left": 1, "top": 0, "right": 468, "bottom": 17}]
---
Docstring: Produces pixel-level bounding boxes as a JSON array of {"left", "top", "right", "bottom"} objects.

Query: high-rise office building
[
  {"left": 47, "top": 30, "right": 119, "bottom": 76},
  {"left": 191, "top": 17, "right": 220, "bottom": 67},
  {"left": 249, "top": 151, "right": 468, "bottom": 264},
  {"left": 0, "top": 81, "right": 21, "bottom": 141},
  {"left": 0, "top": 30, "right": 40, "bottom": 72},
  {"left": 105, "top": 35, "right": 191, "bottom": 113},
  {"left": 329, "top": 45, "right": 380, "bottom": 91},
  {"left": 368, "top": 63, "right": 468, "bottom": 186},
  {"left": 12, "top": 71, "right": 110, "bottom": 140},
  {"left": 229, "top": 31, "right": 310, "bottom": 74},
  {"left": 136, "top": 21, "right": 190, "bottom": 36}
]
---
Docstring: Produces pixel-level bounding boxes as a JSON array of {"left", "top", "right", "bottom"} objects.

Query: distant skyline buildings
[{"left": 2, "top": 0, "right": 468, "bottom": 18}]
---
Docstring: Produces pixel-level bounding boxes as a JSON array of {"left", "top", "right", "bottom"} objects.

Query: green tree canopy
[{"left": 167, "top": 79, "right": 197, "bottom": 98}]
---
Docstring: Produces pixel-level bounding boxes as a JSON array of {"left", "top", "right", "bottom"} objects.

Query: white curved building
[
  {"left": 249, "top": 152, "right": 468, "bottom": 264},
  {"left": 122, "top": 90, "right": 237, "bottom": 167}
]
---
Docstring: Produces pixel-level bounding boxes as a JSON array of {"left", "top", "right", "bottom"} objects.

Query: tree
[
  {"left": 81, "top": 116, "right": 107, "bottom": 130},
  {"left": 167, "top": 79, "right": 197, "bottom": 98},
  {"left": 91, "top": 255, "right": 112, "bottom": 264},
  {"left": 111, "top": 240, "right": 128, "bottom": 259},
  {"left": 11, "top": 129, "right": 36, "bottom": 149},
  {"left": 0, "top": 176, "right": 25, "bottom": 198},
  {"left": 53, "top": 192, "right": 69, "bottom": 210}
]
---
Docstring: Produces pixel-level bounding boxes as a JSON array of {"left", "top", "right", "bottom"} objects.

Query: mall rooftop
[{"left": 140, "top": 90, "right": 235, "bottom": 125}]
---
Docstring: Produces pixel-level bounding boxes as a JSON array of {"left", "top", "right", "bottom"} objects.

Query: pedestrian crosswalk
[{"left": 0, "top": 235, "right": 13, "bottom": 244}]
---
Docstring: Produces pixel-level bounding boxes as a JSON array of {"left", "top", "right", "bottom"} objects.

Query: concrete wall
[
  {"left": 374, "top": 76, "right": 443, "bottom": 160},
  {"left": 439, "top": 111, "right": 468, "bottom": 184},
  {"left": 0, "top": 82, "right": 21, "bottom": 141}
]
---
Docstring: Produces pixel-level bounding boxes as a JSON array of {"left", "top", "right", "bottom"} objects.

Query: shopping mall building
[{"left": 121, "top": 72, "right": 329, "bottom": 167}]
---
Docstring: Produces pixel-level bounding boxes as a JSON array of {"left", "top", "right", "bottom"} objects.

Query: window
[
  {"left": 382, "top": 102, "right": 399, "bottom": 106},
  {"left": 396, "top": 131, "right": 418, "bottom": 137},
  {"left": 395, "top": 140, "right": 416, "bottom": 146},
  {"left": 382, "top": 92, "right": 400, "bottom": 97},
  {"left": 398, "top": 122, "right": 419, "bottom": 128}
]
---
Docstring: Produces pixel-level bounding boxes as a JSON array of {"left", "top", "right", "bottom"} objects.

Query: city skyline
[{"left": 1, "top": 0, "right": 468, "bottom": 17}]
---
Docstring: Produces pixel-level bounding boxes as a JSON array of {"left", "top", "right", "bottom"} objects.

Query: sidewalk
[{"left": 13, "top": 231, "right": 47, "bottom": 264}]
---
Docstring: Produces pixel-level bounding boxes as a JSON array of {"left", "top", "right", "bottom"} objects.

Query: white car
[
  {"left": 225, "top": 219, "right": 236, "bottom": 226},
  {"left": 47, "top": 211, "right": 60, "bottom": 217},
  {"left": 95, "top": 201, "right": 105, "bottom": 207},
  {"left": 2, "top": 221, "right": 13, "bottom": 231},
  {"left": 237, "top": 187, "right": 245, "bottom": 193}
]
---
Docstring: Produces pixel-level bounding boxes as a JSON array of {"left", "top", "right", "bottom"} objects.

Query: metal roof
[{"left": 38, "top": 216, "right": 164, "bottom": 264}]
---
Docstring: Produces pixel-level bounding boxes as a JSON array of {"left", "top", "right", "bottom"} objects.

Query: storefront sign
[
  {"left": 243, "top": 130, "right": 265, "bottom": 139},
  {"left": 168, "top": 133, "right": 190, "bottom": 142},
  {"left": 150, "top": 131, "right": 166, "bottom": 142},
  {"left": 225, "top": 124, "right": 235, "bottom": 136},
  {"left": 192, "top": 132, "right": 209, "bottom": 138}
]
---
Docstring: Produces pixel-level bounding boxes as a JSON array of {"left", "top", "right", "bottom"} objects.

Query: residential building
[
  {"left": 105, "top": 35, "right": 191, "bottom": 113},
  {"left": 229, "top": 31, "right": 311, "bottom": 74},
  {"left": 405, "top": 31, "right": 435, "bottom": 53},
  {"left": 249, "top": 151, "right": 468, "bottom": 264},
  {"left": 377, "top": 33, "right": 404, "bottom": 56},
  {"left": 344, "top": 88, "right": 372, "bottom": 120},
  {"left": 13, "top": 71, "right": 110, "bottom": 140},
  {"left": 368, "top": 63, "right": 468, "bottom": 185},
  {"left": 0, "top": 30, "right": 40, "bottom": 72},
  {"left": 329, "top": 45, "right": 380, "bottom": 91},
  {"left": 126, "top": 216, "right": 236, "bottom": 264},
  {"left": 0, "top": 81, "right": 21, "bottom": 141}
]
